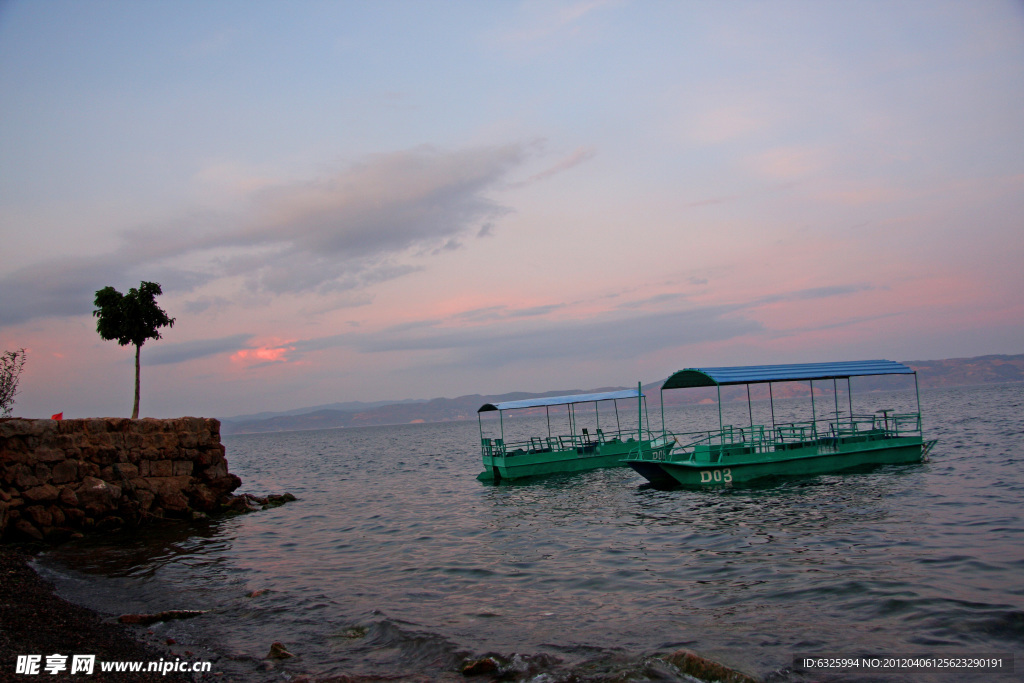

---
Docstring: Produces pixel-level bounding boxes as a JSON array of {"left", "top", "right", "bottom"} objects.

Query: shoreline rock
[
  {"left": 662, "top": 648, "right": 760, "bottom": 683},
  {"left": 221, "top": 492, "right": 297, "bottom": 515},
  {"left": 117, "top": 610, "right": 208, "bottom": 626}
]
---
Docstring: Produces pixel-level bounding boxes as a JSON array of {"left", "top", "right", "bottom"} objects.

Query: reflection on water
[{"left": 38, "top": 384, "right": 1024, "bottom": 682}]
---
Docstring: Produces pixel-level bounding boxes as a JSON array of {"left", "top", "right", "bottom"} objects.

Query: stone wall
[{"left": 0, "top": 417, "right": 241, "bottom": 542}]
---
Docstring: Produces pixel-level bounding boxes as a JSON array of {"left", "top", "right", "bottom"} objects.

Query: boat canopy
[
  {"left": 478, "top": 389, "right": 641, "bottom": 413},
  {"left": 662, "top": 360, "right": 915, "bottom": 390}
]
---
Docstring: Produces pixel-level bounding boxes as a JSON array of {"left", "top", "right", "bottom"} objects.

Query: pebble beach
[{"left": 0, "top": 546, "right": 192, "bottom": 683}]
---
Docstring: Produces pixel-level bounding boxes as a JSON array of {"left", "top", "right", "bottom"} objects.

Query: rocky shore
[{"left": 0, "top": 546, "right": 194, "bottom": 682}]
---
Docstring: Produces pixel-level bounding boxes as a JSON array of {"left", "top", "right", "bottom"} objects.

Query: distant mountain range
[{"left": 220, "top": 353, "right": 1023, "bottom": 435}]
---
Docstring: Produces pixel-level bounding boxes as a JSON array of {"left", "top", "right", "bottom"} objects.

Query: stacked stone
[{"left": 0, "top": 417, "right": 241, "bottom": 542}]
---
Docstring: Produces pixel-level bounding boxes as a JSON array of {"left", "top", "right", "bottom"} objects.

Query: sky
[{"left": 1, "top": 0, "right": 1022, "bottom": 420}]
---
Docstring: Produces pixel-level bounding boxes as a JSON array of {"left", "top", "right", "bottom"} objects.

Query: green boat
[
  {"left": 476, "top": 387, "right": 664, "bottom": 483},
  {"left": 625, "top": 360, "right": 937, "bottom": 489}
]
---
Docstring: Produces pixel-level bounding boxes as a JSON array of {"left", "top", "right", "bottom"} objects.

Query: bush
[{"left": 0, "top": 348, "right": 27, "bottom": 417}]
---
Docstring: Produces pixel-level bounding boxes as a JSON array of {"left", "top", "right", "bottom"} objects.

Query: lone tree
[{"left": 93, "top": 281, "right": 175, "bottom": 419}]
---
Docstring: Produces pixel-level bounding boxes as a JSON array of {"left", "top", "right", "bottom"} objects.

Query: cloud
[
  {"left": 230, "top": 344, "right": 296, "bottom": 365},
  {"left": 684, "top": 196, "right": 736, "bottom": 208},
  {"left": 743, "top": 145, "right": 827, "bottom": 181},
  {"left": 689, "top": 106, "right": 766, "bottom": 145},
  {"left": 261, "top": 283, "right": 880, "bottom": 370},
  {"left": 0, "top": 144, "right": 529, "bottom": 327},
  {"left": 144, "top": 333, "right": 254, "bottom": 365},
  {"left": 0, "top": 255, "right": 132, "bottom": 326},
  {"left": 615, "top": 292, "right": 685, "bottom": 309},
  {"left": 181, "top": 295, "right": 233, "bottom": 315},
  {"left": 276, "top": 303, "right": 760, "bottom": 369},
  {"left": 239, "top": 145, "right": 523, "bottom": 262},
  {"left": 772, "top": 312, "right": 902, "bottom": 337},
  {"left": 493, "top": 0, "right": 618, "bottom": 49},
  {"left": 169, "top": 282, "right": 876, "bottom": 373},
  {"left": 754, "top": 284, "right": 874, "bottom": 306},
  {"left": 454, "top": 303, "right": 567, "bottom": 323},
  {"left": 509, "top": 146, "right": 597, "bottom": 188},
  {"left": 352, "top": 305, "right": 762, "bottom": 368}
]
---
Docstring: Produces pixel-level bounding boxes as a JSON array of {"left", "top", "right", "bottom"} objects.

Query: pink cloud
[{"left": 231, "top": 344, "right": 296, "bottom": 364}]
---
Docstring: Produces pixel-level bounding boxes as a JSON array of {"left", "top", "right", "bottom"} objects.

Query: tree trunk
[{"left": 132, "top": 343, "right": 141, "bottom": 419}]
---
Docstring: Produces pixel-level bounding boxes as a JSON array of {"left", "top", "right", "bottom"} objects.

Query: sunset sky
[{"left": 2, "top": 1, "right": 1022, "bottom": 419}]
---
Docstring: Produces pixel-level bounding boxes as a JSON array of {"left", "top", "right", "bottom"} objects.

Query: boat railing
[
  {"left": 835, "top": 414, "right": 879, "bottom": 437},
  {"left": 885, "top": 412, "right": 922, "bottom": 436},
  {"left": 775, "top": 421, "right": 817, "bottom": 444},
  {"left": 625, "top": 408, "right": 927, "bottom": 464},
  {"left": 676, "top": 431, "right": 717, "bottom": 460},
  {"left": 835, "top": 412, "right": 922, "bottom": 438},
  {"left": 482, "top": 427, "right": 658, "bottom": 457},
  {"left": 481, "top": 437, "right": 505, "bottom": 456},
  {"left": 630, "top": 410, "right": 927, "bottom": 463},
  {"left": 628, "top": 431, "right": 684, "bottom": 460},
  {"left": 631, "top": 426, "right": 772, "bottom": 462},
  {"left": 776, "top": 412, "right": 924, "bottom": 444},
  {"left": 719, "top": 423, "right": 768, "bottom": 445}
]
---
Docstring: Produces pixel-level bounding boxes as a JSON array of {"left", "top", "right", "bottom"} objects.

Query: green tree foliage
[
  {"left": 0, "top": 348, "right": 27, "bottom": 417},
  {"left": 93, "top": 281, "right": 175, "bottom": 419}
]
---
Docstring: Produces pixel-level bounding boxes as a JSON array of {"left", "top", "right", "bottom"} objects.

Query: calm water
[{"left": 37, "top": 383, "right": 1024, "bottom": 681}]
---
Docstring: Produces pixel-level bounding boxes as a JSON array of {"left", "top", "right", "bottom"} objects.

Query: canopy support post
[
  {"left": 638, "top": 382, "right": 643, "bottom": 444},
  {"left": 834, "top": 378, "right": 840, "bottom": 435},
  {"left": 810, "top": 379, "right": 817, "bottom": 438},
  {"left": 660, "top": 384, "right": 666, "bottom": 439},
  {"left": 717, "top": 384, "right": 723, "bottom": 443},
  {"left": 746, "top": 383, "right": 754, "bottom": 434},
  {"left": 569, "top": 404, "right": 576, "bottom": 444},
  {"left": 848, "top": 377, "right": 853, "bottom": 429},
  {"left": 914, "top": 372, "right": 922, "bottom": 433}
]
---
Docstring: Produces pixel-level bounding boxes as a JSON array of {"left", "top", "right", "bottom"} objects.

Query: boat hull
[
  {"left": 478, "top": 439, "right": 655, "bottom": 483},
  {"left": 625, "top": 459, "right": 679, "bottom": 488},
  {"left": 627, "top": 437, "right": 926, "bottom": 489}
]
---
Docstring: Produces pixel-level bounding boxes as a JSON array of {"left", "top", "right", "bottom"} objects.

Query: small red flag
[{"left": 51, "top": 412, "right": 63, "bottom": 420}]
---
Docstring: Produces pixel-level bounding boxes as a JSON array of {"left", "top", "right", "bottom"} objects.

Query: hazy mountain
[
  {"left": 220, "top": 354, "right": 1022, "bottom": 435},
  {"left": 221, "top": 399, "right": 426, "bottom": 424}
]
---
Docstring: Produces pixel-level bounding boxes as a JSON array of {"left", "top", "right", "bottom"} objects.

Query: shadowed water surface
[{"left": 38, "top": 383, "right": 1023, "bottom": 681}]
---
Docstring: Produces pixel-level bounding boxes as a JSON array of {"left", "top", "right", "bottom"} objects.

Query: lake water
[{"left": 37, "top": 383, "right": 1023, "bottom": 681}]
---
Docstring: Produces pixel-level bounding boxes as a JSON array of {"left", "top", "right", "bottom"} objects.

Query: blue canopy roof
[
  {"left": 662, "top": 360, "right": 915, "bottom": 389},
  {"left": 478, "top": 388, "right": 641, "bottom": 413}
]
